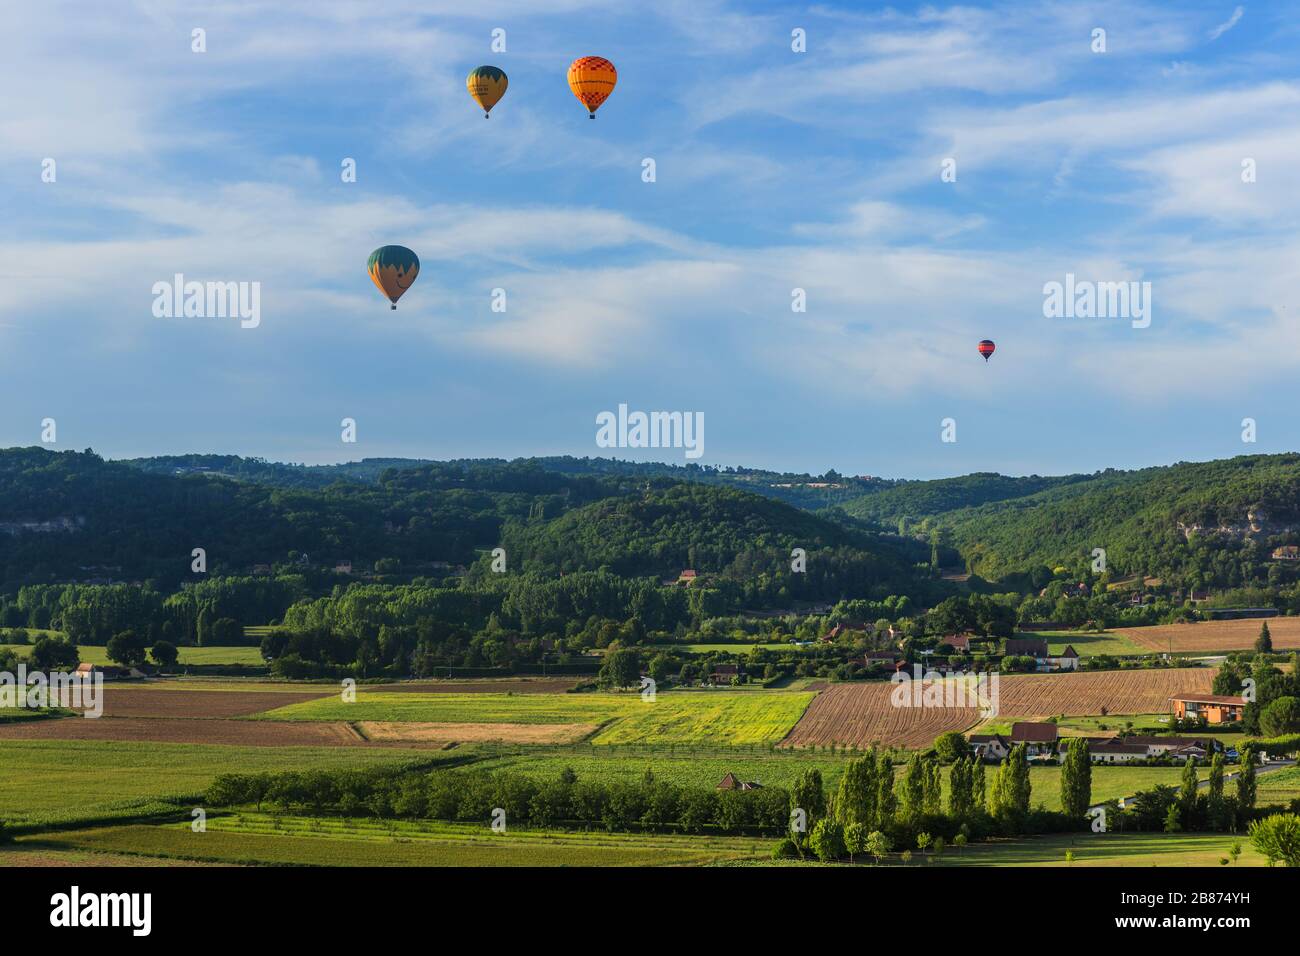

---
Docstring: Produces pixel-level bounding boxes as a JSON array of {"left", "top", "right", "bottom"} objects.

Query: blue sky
[{"left": 3, "top": 1, "right": 1299, "bottom": 479}]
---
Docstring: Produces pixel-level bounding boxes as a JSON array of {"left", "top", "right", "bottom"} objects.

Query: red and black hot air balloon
[{"left": 977, "top": 339, "right": 996, "bottom": 362}]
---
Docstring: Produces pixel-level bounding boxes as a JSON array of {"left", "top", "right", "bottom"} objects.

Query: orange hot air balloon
[
  {"left": 467, "top": 65, "right": 508, "bottom": 117},
  {"left": 367, "top": 246, "right": 420, "bottom": 310},
  {"left": 567, "top": 56, "right": 617, "bottom": 118},
  {"left": 977, "top": 339, "right": 996, "bottom": 362}
]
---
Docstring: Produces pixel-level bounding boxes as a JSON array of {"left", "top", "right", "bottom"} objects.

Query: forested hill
[
  {"left": 833, "top": 472, "right": 1099, "bottom": 529},
  {"left": 0, "top": 448, "right": 926, "bottom": 601},
  {"left": 894, "top": 455, "right": 1300, "bottom": 587},
  {"left": 121, "top": 453, "right": 894, "bottom": 509}
]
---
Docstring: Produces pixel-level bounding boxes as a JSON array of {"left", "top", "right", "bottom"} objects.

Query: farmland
[
  {"left": 18, "top": 816, "right": 773, "bottom": 867},
  {"left": 779, "top": 668, "right": 1215, "bottom": 749},
  {"left": 1117, "top": 617, "right": 1300, "bottom": 653},
  {"left": 0, "top": 643, "right": 265, "bottom": 666},
  {"left": 1017, "top": 630, "right": 1150, "bottom": 657},
  {"left": 0, "top": 739, "right": 436, "bottom": 828},
  {"left": 260, "top": 690, "right": 816, "bottom": 747}
]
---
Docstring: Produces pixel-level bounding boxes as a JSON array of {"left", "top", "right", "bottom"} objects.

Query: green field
[
  {"left": 0, "top": 739, "right": 433, "bottom": 828},
  {"left": 1019, "top": 630, "right": 1151, "bottom": 657},
  {"left": 259, "top": 690, "right": 816, "bottom": 746},
  {"left": 927, "top": 832, "right": 1267, "bottom": 867},
  {"left": 17, "top": 815, "right": 771, "bottom": 867},
  {"left": 470, "top": 750, "right": 1184, "bottom": 811},
  {"left": 1258, "top": 765, "right": 1300, "bottom": 806},
  {"left": 0, "top": 644, "right": 264, "bottom": 666},
  {"left": 648, "top": 643, "right": 800, "bottom": 654}
]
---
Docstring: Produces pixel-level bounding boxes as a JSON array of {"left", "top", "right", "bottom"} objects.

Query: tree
[
  {"left": 933, "top": 731, "right": 971, "bottom": 763},
  {"left": 1256, "top": 621, "right": 1274, "bottom": 654},
  {"left": 865, "top": 829, "right": 891, "bottom": 864},
  {"left": 1248, "top": 813, "right": 1300, "bottom": 867},
  {"left": 1163, "top": 803, "right": 1183, "bottom": 832},
  {"left": 901, "top": 753, "right": 926, "bottom": 822},
  {"left": 844, "top": 821, "right": 866, "bottom": 863},
  {"left": 874, "top": 752, "right": 896, "bottom": 830},
  {"left": 834, "top": 755, "right": 878, "bottom": 829},
  {"left": 597, "top": 648, "right": 640, "bottom": 689},
  {"left": 106, "top": 629, "right": 148, "bottom": 667},
  {"left": 948, "top": 758, "right": 972, "bottom": 820},
  {"left": 1060, "top": 737, "right": 1092, "bottom": 820},
  {"left": 990, "top": 745, "right": 1031, "bottom": 831},
  {"left": 150, "top": 640, "right": 179, "bottom": 668},
  {"left": 1259, "top": 696, "right": 1300, "bottom": 737},
  {"left": 791, "top": 768, "right": 826, "bottom": 837},
  {"left": 1178, "top": 756, "right": 1199, "bottom": 829},
  {"left": 923, "top": 756, "right": 943, "bottom": 815},
  {"left": 916, "top": 831, "right": 933, "bottom": 855},
  {"left": 971, "top": 758, "right": 986, "bottom": 810},
  {"left": 29, "top": 636, "right": 79, "bottom": 670},
  {"left": 809, "top": 818, "right": 846, "bottom": 862},
  {"left": 1207, "top": 752, "right": 1227, "bottom": 830},
  {"left": 1237, "top": 747, "right": 1258, "bottom": 815}
]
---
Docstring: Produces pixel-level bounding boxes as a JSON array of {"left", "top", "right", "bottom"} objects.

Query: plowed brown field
[
  {"left": 0, "top": 717, "right": 447, "bottom": 748},
  {"left": 1118, "top": 617, "right": 1300, "bottom": 653},
  {"left": 780, "top": 668, "right": 1216, "bottom": 749},
  {"left": 72, "top": 688, "right": 331, "bottom": 719}
]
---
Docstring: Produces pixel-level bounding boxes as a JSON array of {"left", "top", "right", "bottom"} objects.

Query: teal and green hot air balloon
[{"left": 367, "top": 245, "right": 420, "bottom": 309}]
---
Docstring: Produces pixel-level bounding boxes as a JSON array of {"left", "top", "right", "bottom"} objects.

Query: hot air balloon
[
  {"left": 977, "top": 339, "right": 996, "bottom": 362},
  {"left": 467, "top": 66, "right": 508, "bottom": 117},
  {"left": 367, "top": 246, "right": 419, "bottom": 310},
  {"left": 567, "top": 56, "right": 617, "bottom": 118}
]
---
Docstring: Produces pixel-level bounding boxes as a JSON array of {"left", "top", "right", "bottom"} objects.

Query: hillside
[
  {"left": 834, "top": 472, "right": 1096, "bottom": 528},
  {"left": 499, "top": 482, "right": 932, "bottom": 602},
  {"left": 924, "top": 455, "right": 1300, "bottom": 585}
]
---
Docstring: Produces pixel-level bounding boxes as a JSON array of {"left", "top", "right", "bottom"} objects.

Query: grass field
[
  {"left": 0, "top": 739, "right": 433, "bottom": 828},
  {"left": 20, "top": 816, "right": 771, "bottom": 867},
  {"left": 648, "top": 643, "right": 798, "bottom": 654},
  {"left": 470, "top": 749, "right": 1185, "bottom": 811},
  {"left": 260, "top": 690, "right": 816, "bottom": 746},
  {"left": 1258, "top": 764, "right": 1300, "bottom": 806},
  {"left": 927, "top": 832, "right": 1267, "bottom": 867},
  {"left": 1018, "top": 630, "right": 1151, "bottom": 657},
  {"left": 0, "top": 644, "right": 265, "bottom": 666}
]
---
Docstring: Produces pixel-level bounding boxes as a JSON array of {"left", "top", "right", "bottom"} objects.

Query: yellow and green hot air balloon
[
  {"left": 367, "top": 245, "right": 420, "bottom": 310},
  {"left": 567, "top": 56, "right": 617, "bottom": 118},
  {"left": 467, "top": 65, "right": 508, "bottom": 117}
]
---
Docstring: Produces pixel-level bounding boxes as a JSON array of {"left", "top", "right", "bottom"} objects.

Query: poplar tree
[
  {"left": 875, "top": 752, "right": 897, "bottom": 830},
  {"left": 1178, "top": 756, "right": 1199, "bottom": 829},
  {"left": 901, "top": 753, "right": 926, "bottom": 821},
  {"left": 1060, "top": 737, "right": 1092, "bottom": 820}
]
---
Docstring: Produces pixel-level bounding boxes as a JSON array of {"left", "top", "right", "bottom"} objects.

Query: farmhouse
[
  {"left": 1090, "top": 742, "right": 1149, "bottom": 764},
  {"left": 968, "top": 733, "right": 1011, "bottom": 760},
  {"left": 863, "top": 650, "right": 900, "bottom": 669},
  {"left": 716, "top": 773, "right": 763, "bottom": 792},
  {"left": 1170, "top": 693, "right": 1245, "bottom": 724},
  {"left": 1010, "top": 721, "right": 1059, "bottom": 757},
  {"left": 1045, "top": 645, "right": 1079, "bottom": 671},
  {"left": 939, "top": 634, "right": 973, "bottom": 652},
  {"left": 74, "top": 662, "right": 145, "bottom": 680},
  {"left": 1122, "top": 735, "right": 1220, "bottom": 757},
  {"left": 708, "top": 663, "right": 741, "bottom": 685}
]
